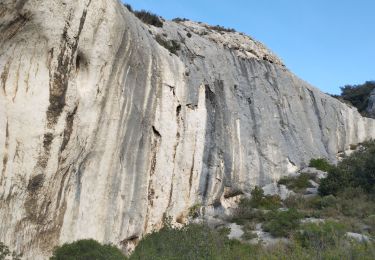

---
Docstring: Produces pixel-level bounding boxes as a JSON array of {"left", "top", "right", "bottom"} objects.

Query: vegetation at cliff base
[
  {"left": 319, "top": 140, "right": 375, "bottom": 196},
  {"left": 309, "top": 158, "right": 334, "bottom": 172},
  {"left": 50, "top": 239, "right": 126, "bottom": 260},
  {"left": 130, "top": 223, "right": 374, "bottom": 260},
  {"left": 49, "top": 141, "right": 375, "bottom": 259}
]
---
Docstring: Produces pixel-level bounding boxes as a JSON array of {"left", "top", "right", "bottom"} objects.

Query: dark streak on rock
[
  {"left": 202, "top": 85, "right": 216, "bottom": 200},
  {"left": 1, "top": 62, "right": 10, "bottom": 94},
  {"left": 0, "top": 13, "right": 29, "bottom": 43},
  {"left": 46, "top": 4, "right": 90, "bottom": 128},
  {"left": 147, "top": 126, "right": 161, "bottom": 208},
  {"left": 1, "top": 121, "right": 9, "bottom": 180},
  {"left": 60, "top": 105, "right": 78, "bottom": 153},
  {"left": 55, "top": 167, "right": 70, "bottom": 210},
  {"left": 201, "top": 81, "right": 232, "bottom": 201},
  {"left": 188, "top": 151, "right": 195, "bottom": 197},
  {"left": 27, "top": 174, "right": 45, "bottom": 192},
  {"left": 308, "top": 89, "right": 329, "bottom": 154}
]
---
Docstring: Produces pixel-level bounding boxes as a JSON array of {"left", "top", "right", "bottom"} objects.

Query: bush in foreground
[
  {"left": 247, "top": 186, "right": 281, "bottom": 210},
  {"left": 131, "top": 223, "right": 375, "bottom": 260},
  {"left": 50, "top": 239, "right": 126, "bottom": 260},
  {"left": 296, "top": 221, "right": 347, "bottom": 250},
  {"left": 309, "top": 158, "right": 334, "bottom": 172},
  {"left": 262, "top": 209, "right": 303, "bottom": 237},
  {"left": 278, "top": 172, "right": 314, "bottom": 193},
  {"left": 130, "top": 224, "right": 252, "bottom": 260},
  {"left": 319, "top": 140, "right": 375, "bottom": 196}
]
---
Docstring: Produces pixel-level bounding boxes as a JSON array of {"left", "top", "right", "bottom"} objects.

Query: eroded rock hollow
[{"left": 1, "top": 0, "right": 375, "bottom": 258}]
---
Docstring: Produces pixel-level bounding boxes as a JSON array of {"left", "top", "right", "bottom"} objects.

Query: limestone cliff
[{"left": 1, "top": 0, "right": 375, "bottom": 258}]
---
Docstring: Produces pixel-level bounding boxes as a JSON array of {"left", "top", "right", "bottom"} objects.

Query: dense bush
[
  {"left": 50, "top": 239, "right": 126, "bottom": 260},
  {"left": 319, "top": 140, "right": 375, "bottom": 196},
  {"left": 130, "top": 224, "right": 253, "bottom": 259},
  {"left": 134, "top": 10, "right": 163, "bottom": 27},
  {"left": 172, "top": 17, "right": 189, "bottom": 23},
  {"left": 232, "top": 187, "right": 281, "bottom": 225},
  {"left": 247, "top": 186, "right": 281, "bottom": 210},
  {"left": 278, "top": 173, "right": 314, "bottom": 192},
  {"left": 296, "top": 221, "right": 347, "bottom": 250},
  {"left": 131, "top": 223, "right": 375, "bottom": 259},
  {"left": 155, "top": 35, "right": 181, "bottom": 55},
  {"left": 123, "top": 3, "right": 133, "bottom": 12},
  {"left": 123, "top": 3, "right": 163, "bottom": 27},
  {"left": 262, "top": 209, "right": 302, "bottom": 237},
  {"left": 309, "top": 158, "right": 334, "bottom": 172},
  {"left": 333, "top": 81, "right": 375, "bottom": 116},
  {"left": 208, "top": 25, "right": 236, "bottom": 33}
]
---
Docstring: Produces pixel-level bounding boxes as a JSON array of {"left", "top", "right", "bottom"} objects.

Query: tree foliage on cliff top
[{"left": 332, "top": 81, "right": 375, "bottom": 117}]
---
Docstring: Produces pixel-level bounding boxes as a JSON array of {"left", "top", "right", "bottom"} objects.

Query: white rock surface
[
  {"left": 300, "top": 167, "right": 328, "bottom": 179},
  {"left": 1, "top": 0, "right": 375, "bottom": 258},
  {"left": 346, "top": 232, "right": 371, "bottom": 242},
  {"left": 227, "top": 223, "right": 244, "bottom": 240},
  {"left": 262, "top": 183, "right": 295, "bottom": 200}
]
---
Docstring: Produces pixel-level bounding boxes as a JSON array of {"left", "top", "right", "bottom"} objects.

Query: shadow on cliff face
[{"left": 199, "top": 80, "right": 233, "bottom": 206}]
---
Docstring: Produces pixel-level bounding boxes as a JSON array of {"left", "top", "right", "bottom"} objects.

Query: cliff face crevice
[{"left": 1, "top": 0, "right": 375, "bottom": 258}]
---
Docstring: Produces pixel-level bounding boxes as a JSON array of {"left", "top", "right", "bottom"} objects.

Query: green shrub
[
  {"left": 248, "top": 186, "right": 281, "bottom": 210},
  {"left": 188, "top": 203, "right": 201, "bottom": 218},
  {"left": 131, "top": 223, "right": 375, "bottom": 260},
  {"left": 207, "top": 25, "right": 236, "bottom": 33},
  {"left": 335, "top": 187, "right": 375, "bottom": 218},
  {"left": 278, "top": 173, "right": 314, "bottom": 193},
  {"left": 134, "top": 10, "right": 163, "bottom": 27},
  {"left": 130, "top": 224, "right": 254, "bottom": 259},
  {"left": 334, "top": 81, "right": 375, "bottom": 117},
  {"left": 155, "top": 35, "right": 181, "bottom": 55},
  {"left": 319, "top": 167, "right": 351, "bottom": 196},
  {"left": 319, "top": 140, "right": 375, "bottom": 196},
  {"left": 123, "top": 3, "right": 133, "bottom": 12},
  {"left": 232, "top": 205, "right": 266, "bottom": 225},
  {"left": 309, "top": 158, "right": 334, "bottom": 172},
  {"left": 296, "top": 221, "right": 347, "bottom": 250},
  {"left": 50, "top": 239, "right": 126, "bottom": 260},
  {"left": 262, "top": 209, "right": 303, "bottom": 237},
  {"left": 232, "top": 187, "right": 281, "bottom": 225},
  {"left": 172, "top": 17, "right": 189, "bottom": 23}
]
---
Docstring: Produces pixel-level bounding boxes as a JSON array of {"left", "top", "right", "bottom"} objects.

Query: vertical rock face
[{"left": 0, "top": 0, "right": 374, "bottom": 258}]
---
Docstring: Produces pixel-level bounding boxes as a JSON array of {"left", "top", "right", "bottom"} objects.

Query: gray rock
[
  {"left": 300, "top": 167, "right": 328, "bottom": 179},
  {"left": 301, "top": 218, "right": 325, "bottom": 224},
  {"left": 262, "top": 183, "right": 295, "bottom": 200},
  {"left": 305, "top": 187, "right": 318, "bottom": 195},
  {"left": 346, "top": 232, "right": 371, "bottom": 242},
  {"left": 0, "top": 0, "right": 375, "bottom": 258},
  {"left": 227, "top": 223, "right": 244, "bottom": 240},
  {"left": 309, "top": 180, "right": 319, "bottom": 188}
]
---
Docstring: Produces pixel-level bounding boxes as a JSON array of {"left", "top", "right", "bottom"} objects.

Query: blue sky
[{"left": 122, "top": 0, "right": 374, "bottom": 94}]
